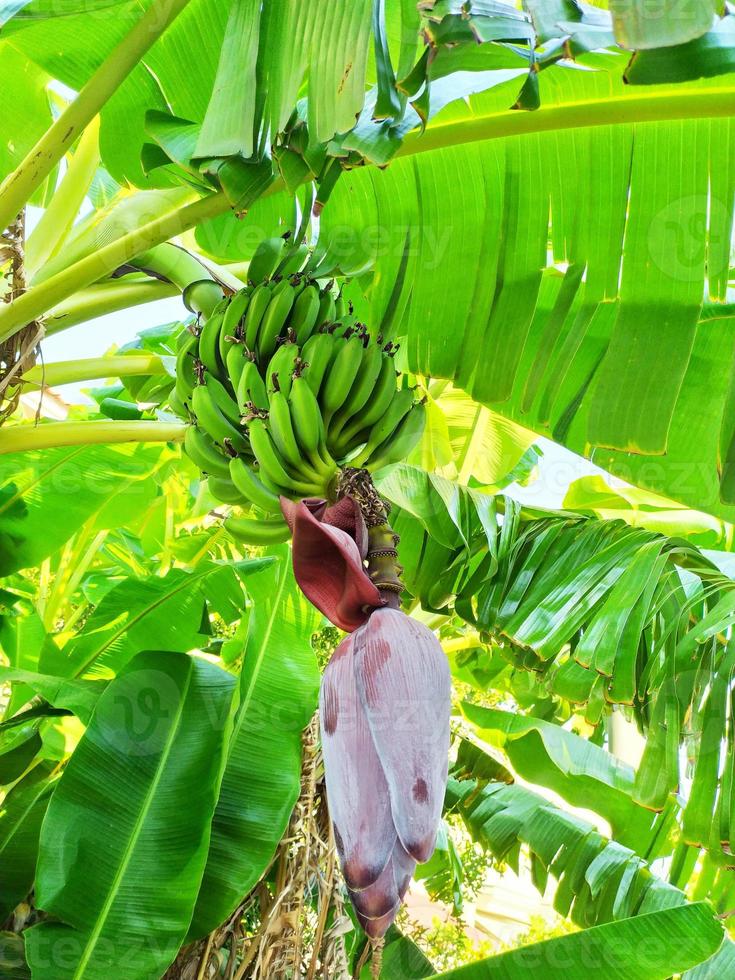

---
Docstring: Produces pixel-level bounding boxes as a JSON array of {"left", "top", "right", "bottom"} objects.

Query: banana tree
[{"left": 2, "top": 0, "right": 735, "bottom": 977}]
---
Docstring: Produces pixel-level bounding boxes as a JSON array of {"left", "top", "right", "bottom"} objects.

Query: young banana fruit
[{"left": 173, "top": 245, "right": 425, "bottom": 509}]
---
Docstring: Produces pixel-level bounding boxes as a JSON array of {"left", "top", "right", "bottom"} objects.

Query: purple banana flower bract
[
  {"left": 320, "top": 608, "right": 451, "bottom": 937},
  {"left": 280, "top": 496, "right": 381, "bottom": 632}
]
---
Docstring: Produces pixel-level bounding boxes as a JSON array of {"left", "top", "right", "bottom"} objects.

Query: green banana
[
  {"left": 219, "top": 287, "right": 252, "bottom": 365},
  {"left": 174, "top": 239, "right": 426, "bottom": 493},
  {"left": 315, "top": 285, "right": 336, "bottom": 329},
  {"left": 266, "top": 341, "right": 299, "bottom": 398},
  {"left": 224, "top": 516, "right": 292, "bottom": 545},
  {"left": 328, "top": 340, "right": 384, "bottom": 441},
  {"left": 168, "top": 388, "right": 190, "bottom": 419},
  {"left": 268, "top": 387, "right": 321, "bottom": 477},
  {"left": 334, "top": 355, "right": 398, "bottom": 455},
  {"left": 175, "top": 329, "right": 200, "bottom": 404},
  {"left": 228, "top": 456, "right": 283, "bottom": 514},
  {"left": 300, "top": 330, "right": 335, "bottom": 395},
  {"left": 184, "top": 425, "right": 232, "bottom": 479},
  {"left": 320, "top": 332, "right": 366, "bottom": 422},
  {"left": 361, "top": 399, "right": 427, "bottom": 471},
  {"left": 225, "top": 341, "right": 248, "bottom": 393},
  {"left": 289, "top": 281, "right": 321, "bottom": 345},
  {"left": 247, "top": 416, "right": 322, "bottom": 496},
  {"left": 243, "top": 281, "right": 275, "bottom": 350},
  {"left": 100, "top": 397, "right": 142, "bottom": 420},
  {"left": 351, "top": 387, "right": 416, "bottom": 467},
  {"left": 276, "top": 242, "right": 309, "bottom": 277},
  {"left": 198, "top": 307, "right": 226, "bottom": 375},
  {"left": 219, "top": 328, "right": 234, "bottom": 372},
  {"left": 222, "top": 287, "right": 252, "bottom": 338},
  {"left": 191, "top": 384, "right": 250, "bottom": 455},
  {"left": 248, "top": 236, "right": 287, "bottom": 284},
  {"left": 219, "top": 290, "right": 251, "bottom": 365},
  {"left": 288, "top": 375, "right": 337, "bottom": 477},
  {"left": 256, "top": 277, "right": 299, "bottom": 361},
  {"left": 236, "top": 358, "right": 269, "bottom": 414},
  {"left": 203, "top": 374, "right": 241, "bottom": 427},
  {"left": 208, "top": 476, "right": 247, "bottom": 505}
]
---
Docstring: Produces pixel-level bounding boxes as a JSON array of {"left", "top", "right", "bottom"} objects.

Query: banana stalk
[
  {"left": 45, "top": 278, "right": 178, "bottom": 335},
  {"left": 0, "top": 0, "right": 194, "bottom": 233},
  {"left": 25, "top": 117, "right": 101, "bottom": 276},
  {"left": 0, "top": 193, "right": 232, "bottom": 346},
  {"left": 21, "top": 354, "right": 167, "bottom": 389},
  {"left": 0, "top": 420, "right": 186, "bottom": 455}
]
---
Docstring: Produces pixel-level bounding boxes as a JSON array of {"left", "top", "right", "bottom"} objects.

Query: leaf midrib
[
  {"left": 71, "top": 564, "right": 221, "bottom": 678},
  {"left": 457, "top": 402, "right": 486, "bottom": 485},
  {"left": 0, "top": 766, "right": 59, "bottom": 859},
  {"left": 0, "top": 446, "right": 86, "bottom": 517},
  {"left": 397, "top": 87, "right": 735, "bottom": 159},
  {"left": 71, "top": 658, "right": 192, "bottom": 979},
  {"left": 231, "top": 561, "right": 288, "bottom": 755}
]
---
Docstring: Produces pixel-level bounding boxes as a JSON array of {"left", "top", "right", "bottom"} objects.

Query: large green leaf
[
  {"left": 355, "top": 928, "right": 434, "bottom": 978},
  {"left": 434, "top": 904, "right": 723, "bottom": 979},
  {"left": 625, "top": 18, "right": 735, "bottom": 85},
  {"left": 194, "top": 0, "right": 261, "bottom": 160},
  {"left": 0, "top": 606, "right": 60, "bottom": 719},
  {"left": 0, "top": 931, "right": 30, "bottom": 980},
  {"left": 188, "top": 548, "right": 321, "bottom": 938},
  {"left": 446, "top": 773, "right": 731, "bottom": 977},
  {"left": 314, "top": 58, "right": 735, "bottom": 521},
  {"left": 193, "top": 187, "right": 298, "bottom": 261},
  {"left": 0, "top": 42, "right": 54, "bottom": 192},
  {"left": 2, "top": 0, "right": 227, "bottom": 188},
  {"left": 0, "top": 444, "right": 167, "bottom": 576},
  {"left": 0, "top": 762, "right": 59, "bottom": 920},
  {"left": 413, "top": 385, "right": 539, "bottom": 489},
  {"left": 562, "top": 475, "right": 730, "bottom": 549},
  {"left": 461, "top": 703, "right": 656, "bottom": 847},
  {"left": 0, "top": 668, "right": 104, "bottom": 724},
  {"left": 413, "top": 821, "right": 465, "bottom": 915},
  {"left": 6, "top": 0, "right": 374, "bottom": 186},
  {"left": 57, "top": 560, "right": 264, "bottom": 679},
  {"left": 25, "top": 650, "right": 234, "bottom": 980},
  {"left": 383, "top": 464, "right": 735, "bottom": 854},
  {"left": 610, "top": 0, "right": 719, "bottom": 50},
  {"left": 0, "top": 729, "right": 42, "bottom": 784}
]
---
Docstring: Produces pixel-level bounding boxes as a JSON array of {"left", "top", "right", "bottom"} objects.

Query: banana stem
[
  {"left": 131, "top": 242, "right": 248, "bottom": 295},
  {"left": 0, "top": 0, "right": 193, "bottom": 233},
  {"left": 45, "top": 278, "right": 179, "bottom": 334},
  {"left": 130, "top": 243, "right": 224, "bottom": 317},
  {"left": 21, "top": 354, "right": 166, "bottom": 388},
  {"left": 45, "top": 259, "right": 248, "bottom": 334},
  {"left": 25, "top": 117, "right": 101, "bottom": 277},
  {"left": 0, "top": 192, "right": 231, "bottom": 346},
  {"left": 0, "top": 420, "right": 186, "bottom": 455},
  {"left": 397, "top": 87, "right": 735, "bottom": 159},
  {"left": 366, "top": 520, "right": 403, "bottom": 609},
  {"left": 337, "top": 467, "right": 403, "bottom": 606},
  {"left": 442, "top": 632, "right": 482, "bottom": 653}
]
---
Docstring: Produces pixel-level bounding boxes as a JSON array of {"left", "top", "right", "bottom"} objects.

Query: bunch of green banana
[
  {"left": 171, "top": 243, "right": 426, "bottom": 536},
  {"left": 305, "top": 329, "right": 427, "bottom": 472}
]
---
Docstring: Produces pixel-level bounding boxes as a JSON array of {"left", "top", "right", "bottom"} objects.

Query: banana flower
[{"left": 282, "top": 496, "right": 451, "bottom": 936}]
